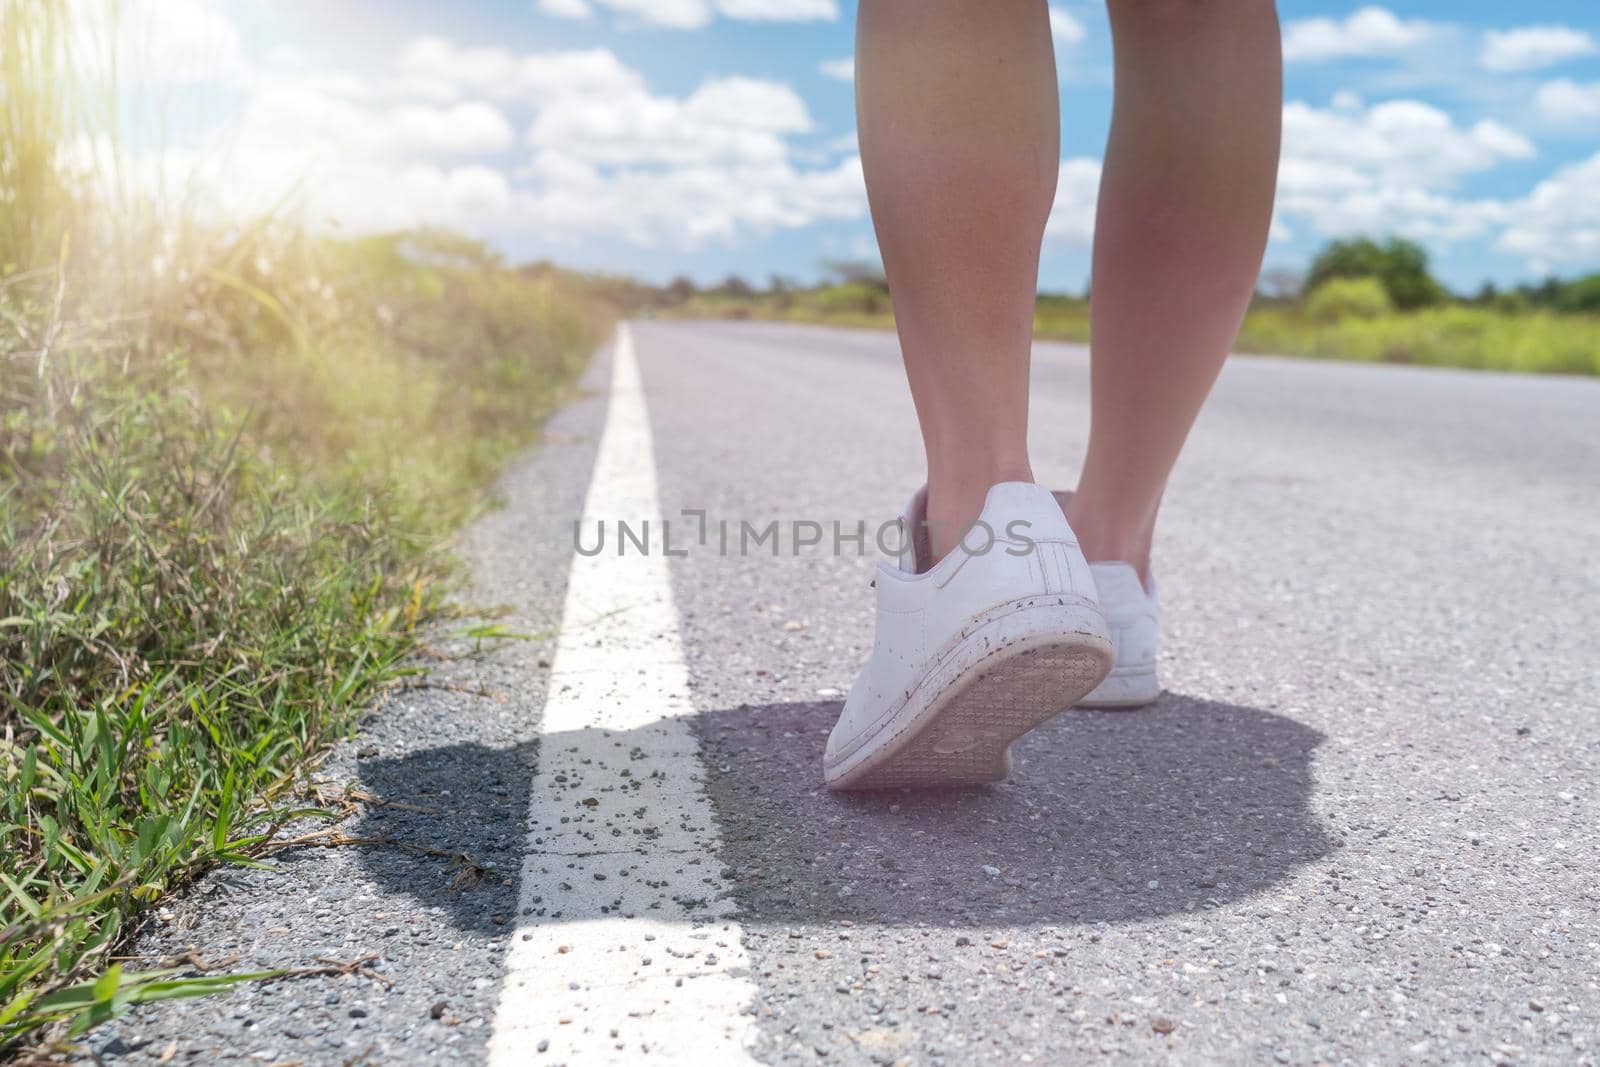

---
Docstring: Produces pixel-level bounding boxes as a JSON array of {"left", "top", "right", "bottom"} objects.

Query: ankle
[
  {"left": 923, "top": 460, "right": 1034, "bottom": 566},
  {"left": 1060, "top": 491, "right": 1154, "bottom": 583}
]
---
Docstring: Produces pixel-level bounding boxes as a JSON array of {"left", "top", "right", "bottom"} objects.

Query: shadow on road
[
  {"left": 313, "top": 739, "right": 537, "bottom": 935},
  {"left": 696, "top": 694, "right": 1334, "bottom": 925},
  {"left": 340, "top": 694, "right": 1330, "bottom": 931}
]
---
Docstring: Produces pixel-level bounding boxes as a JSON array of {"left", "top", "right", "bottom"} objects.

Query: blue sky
[{"left": 131, "top": 2, "right": 1600, "bottom": 293}]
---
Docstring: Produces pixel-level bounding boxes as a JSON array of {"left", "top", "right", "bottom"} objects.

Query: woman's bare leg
[
  {"left": 1064, "top": 1, "right": 1282, "bottom": 582},
  {"left": 856, "top": 0, "right": 1058, "bottom": 564}
]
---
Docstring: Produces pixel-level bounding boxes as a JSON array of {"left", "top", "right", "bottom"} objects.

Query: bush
[
  {"left": 1304, "top": 276, "right": 1394, "bottom": 323},
  {"left": 800, "top": 281, "right": 890, "bottom": 317},
  {"left": 1306, "top": 236, "right": 1445, "bottom": 309},
  {"left": 1034, "top": 294, "right": 1091, "bottom": 341}
]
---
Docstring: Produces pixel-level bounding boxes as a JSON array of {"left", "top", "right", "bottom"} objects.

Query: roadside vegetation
[
  {"left": 666, "top": 240, "right": 1600, "bottom": 377},
  {"left": 0, "top": 4, "right": 608, "bottom": 1053}
]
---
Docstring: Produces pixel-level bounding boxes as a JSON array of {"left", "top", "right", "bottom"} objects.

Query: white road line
[{"left": 488, "top": 325, "right": 760, "bottom": 1065}]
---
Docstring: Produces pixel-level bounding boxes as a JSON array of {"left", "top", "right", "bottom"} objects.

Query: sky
[{"left": 101, "top": 0, "right": 1600, "bottom": 293}]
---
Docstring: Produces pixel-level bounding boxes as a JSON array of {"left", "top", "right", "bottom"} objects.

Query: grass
[
  {"left": 0, "top": 2, "right": 609, "bottom": 1052},
  {"left": 0, "top": 235, "right": 604, "bottom": 1051},
  {"left": 670, "top": 285, "right": 1600, "bottom": 376},
  {"left": 1236, "top": 304, "right": 1600, "bottom": 375}
]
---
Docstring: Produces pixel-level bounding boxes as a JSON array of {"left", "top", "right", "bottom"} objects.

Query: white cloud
[
  {"left": 1282, "top": 6, "right": 1435, "bottom": 62},
  {"left": 1480, "top": 25, "right": 1597, "bottom": 72},
  {"left": 1331, "top": 90, "right": 1365, "bottom": 112},
  {"left": 1497, "top": 152, "right": 1600, "bottom": 270},
  {"left": 520, "top": 153, "right": 863, "bottom": 247},
  {"left": 140, "top": 94, "right": 523, "bottom": 233},
  {"left": 685, "top": 77, "right": 813, "bottom": 132},
  {"left": 527, "top": 75, "right": 813, "bottom": 167},
  {"left": 1535, "top": 79, "right": 1600, "bottom": 126},
  {"left": 1283, "top": 99, "right": 1533, "bottom": 191},
  {"left": 397, "top": 38, "right": 644, "bottom": 102},
  {"left": 395, "top": 37, "right": 518, "bottom": 100},
  {"left": 280, "top": 162, "right": 515, "bottom": 233},
  {"left": 73, "top": 0, "right": 248, "bottom": 85},
  {"left": 382, "top": 102, "right": 515, "bottom": 155},
  {"left": 1048, "top": 8, "right": 1086, "bottom": 46},
  {"left": 100, "top": 30, "right": 644, "bottom": 235},
  {"left": 595, "top": 0, "right": 711, "bottom": 28},
  {"left": 1276, "top": 98, "right": 1533, "bottom": 243},
  {"left": 514, "top": 48, "right": 649, "bottom": 100},
  {"left": 538, "top": 0, "right": 593, "bottom": 17},
  {"left": 819, "top": 56, "right": 854, "bottom": 81},
  {"left": 556, "top": 0, "right": 838, "bottom": 29},
  {"left": 510, "top": 57, "right": 862, "bottom": 247},
  {"left": 352, "top": 40, "right": 865, "bottom": 246},
  {"left": 235, "top": 77, "right": 515, "bottom": 163},
  {"left": 713, "top": 0, "right": 838, "bottom": 21},
  {"left": 1268, "top": 96, "right": 1600, "bottom": 272},
  {"left": 1044, "top": 159, "right": 1101, "bottom": 246}
]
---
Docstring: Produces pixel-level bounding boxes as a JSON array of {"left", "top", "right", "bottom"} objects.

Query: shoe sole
[
  {"left": 824, "top": 595, "right": 1113, "bottom": 791},
  {"left": 1075, "top": 663, "right": 1161, "bottom": 709}
]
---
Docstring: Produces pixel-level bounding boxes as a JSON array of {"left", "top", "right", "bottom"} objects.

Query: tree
[
  {"left": 1305, "top": 237, "right": 1444, "bottom": 309},
  {"left": 664, "top": 275, "right": 696, "bottom": 304},
  {"left": 1530, "top": 276, "right": 1563, "bottom": 308},
  {"left": 715, "top": 274, "right": 754, "bottom": 298},
  {"left": 1555, "top": 273, "right": 1600, "bottom": 313}
]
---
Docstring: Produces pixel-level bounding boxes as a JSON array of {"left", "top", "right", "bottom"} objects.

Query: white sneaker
[
  {"left": 1049, "top": 491, "right": 1161, "bottom": 709},
  {"left": 824, "top": 482, "right": 1114, "bottom": 790},
  {"left": 1078, "top": 562, "right": 1160, "bottom": 707}
]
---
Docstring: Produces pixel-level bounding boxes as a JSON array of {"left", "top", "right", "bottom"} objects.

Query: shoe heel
[{"left": 827, "top": 594, "right": 1112, "bottom": 790}]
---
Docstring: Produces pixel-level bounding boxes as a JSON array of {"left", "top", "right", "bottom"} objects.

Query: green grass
[
  {"left": 0, "top": 233, "right": 606, "bottom": 1053},
  {"left": 0, "top": 2, "right": 609, "bottom": 1051},
  {"left": 1237, "top": 304, "right": 1600, "bottom": 375},
  {"left": 670, "top": 286, "right": 1600, "bottom": 376}
]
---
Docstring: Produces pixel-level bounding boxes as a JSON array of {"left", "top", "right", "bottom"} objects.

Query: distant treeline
[
  {"left": 638, "top": 239, "right": 1600, "bottom": 375},
  {"left": 588, "top": 238, "right": 1600, "bottom": 318}
]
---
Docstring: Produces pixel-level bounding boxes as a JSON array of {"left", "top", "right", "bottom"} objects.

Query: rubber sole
[
  {"left": 1076, "top": 662, "right": 1161, "bottom": 709},
  {"left": 824, "top": 595, "right": 1113, "bottom": 791}
]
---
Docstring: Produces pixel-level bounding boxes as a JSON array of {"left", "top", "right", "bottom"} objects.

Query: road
[{"left": 98, "top": 321, "right": 1598, "bottom": 1064}]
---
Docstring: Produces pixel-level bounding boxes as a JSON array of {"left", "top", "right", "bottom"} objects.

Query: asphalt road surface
[{"left": 98, "top": 321, "right": 1598, "bottom": 1065}]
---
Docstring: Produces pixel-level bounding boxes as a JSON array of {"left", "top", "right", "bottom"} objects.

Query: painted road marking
[{"left": 487, "top": 325, "right": 759, "bottom": 1065}]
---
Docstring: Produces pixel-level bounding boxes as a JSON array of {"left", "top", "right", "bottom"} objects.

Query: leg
[
  {"left": 1065, "top": 0, "right": 1282, "bottom": 582},
  {"left": 856, "top": 0, "right": 1058, "bottom": 565}
]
